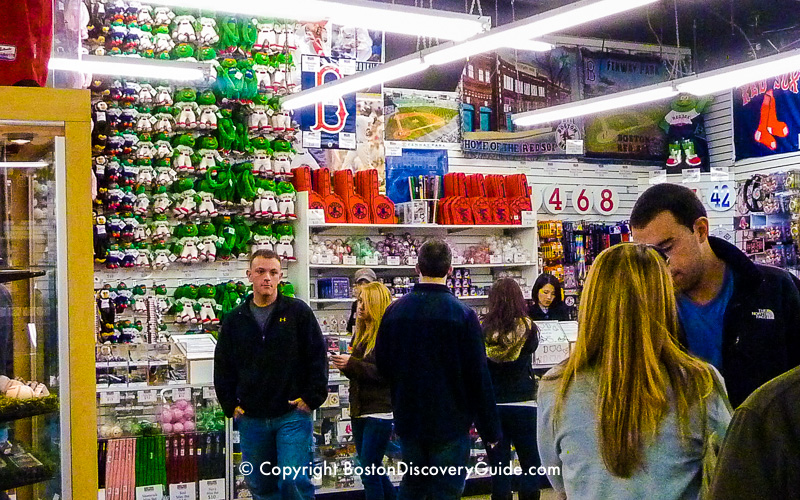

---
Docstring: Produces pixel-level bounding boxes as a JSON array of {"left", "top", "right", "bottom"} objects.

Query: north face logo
[{"left": 752, "top": 309, "right": 775, "bottom": 320}]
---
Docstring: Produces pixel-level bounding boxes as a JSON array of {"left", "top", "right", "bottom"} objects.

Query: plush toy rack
[{"left": 0, "top": 394, "right": 59, "bottom": 423}]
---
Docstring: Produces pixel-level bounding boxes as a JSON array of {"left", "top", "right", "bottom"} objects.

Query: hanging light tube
[
  {"left": 283, "top": 0, "right": 657, "bottom": 109},
  {"left": 138, "top": 0, "right": 490, "bottom": 41},
  {"left": 512, "top": 47, "right": 800, "bottom": 126},
  {"left": 676, "top": 48, "right": 800, "bottom": 95},
  {"left": 282, "top": 55, "right": 429, "bottom": 110},
  {"left": 48, "top": 56, "right": 207, "bottom": 81},
  {"left": 513, "top": 82, "right": 678, "bottom": 126},
  {"left": 422, "top": 0, "right": 659, "bottom": 65}
]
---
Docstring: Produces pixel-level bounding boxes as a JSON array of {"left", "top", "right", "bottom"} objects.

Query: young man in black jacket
[
  {"left": 631, "top": 183, "right": 800, "bottom": 407},
  {"left": 214, "top": 250, "right": 327, "bottom": 500},
  {"left": 375, "top": 239, "right": 501, "bottom": 500}
]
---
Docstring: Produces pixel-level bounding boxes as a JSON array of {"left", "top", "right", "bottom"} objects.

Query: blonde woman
[
  {"left": 331, "top": 282, "right": 396, "bottom": 500},
  {"left": 537, "top": 244, "right": 732, "bottom": 499}
]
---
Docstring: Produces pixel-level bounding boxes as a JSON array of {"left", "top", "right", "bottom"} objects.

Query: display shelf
[
  {"left": 0, "top": 395, "right": 60, "bottom": 423},
  {"left": 96, "top": 382, "right": 212, "bottom": 393},
  {"left": 0, "top": 269, "right": 47, "bottom": 283},
  {"left": 312, "top": 295, "right": 489, "bottom": 304},
  {"left": 311, "top": 223, "right": 532, "bottom": 231},
  {"left": 310, "top": 263, "right": 534, "bottom": 270},
  {"left": 0, "top": 464, "right": 55, "bottom": 492}
]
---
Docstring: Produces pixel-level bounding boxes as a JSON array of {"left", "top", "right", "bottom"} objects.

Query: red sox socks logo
[{"left": 754, "top": 89, "right": 789, "bottom": 150}]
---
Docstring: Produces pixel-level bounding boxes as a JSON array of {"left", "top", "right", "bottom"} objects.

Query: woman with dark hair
[
  {"left": 528, "top": 273, "right": 569, "bottom": 321},
  {"left": 483, "top": 278, "right": 542, "bottom": 500}
]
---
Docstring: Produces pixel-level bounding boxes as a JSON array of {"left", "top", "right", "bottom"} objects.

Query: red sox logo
[
  {"left": 328, "top": 202, "right": 344, "bottom": 219},
  {"left": 353, "top": 203, "right": 369, "bottom": 220},
  {"left": 376, "top": 203, "right": 392, "bottom": 219},
  {"left": 313, "top": 65, "right": 349, "bottom": 134}
]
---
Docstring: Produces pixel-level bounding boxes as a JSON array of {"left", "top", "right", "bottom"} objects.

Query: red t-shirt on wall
[{"left": 0, "top": 0, "right": 53, "bottom": 86}]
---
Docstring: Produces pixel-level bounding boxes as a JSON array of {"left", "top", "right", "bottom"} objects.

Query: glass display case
[{"left": 0, "top": 87, "right": 96, "bottom": 500}]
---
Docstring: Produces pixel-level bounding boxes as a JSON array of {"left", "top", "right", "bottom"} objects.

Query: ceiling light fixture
[
  {"left": 422, "top": 0, "right": 659, "bottom": 65},
  {"left": 284, "top": 0, "right": 657, "bottom": 109},
  {"left": 512, "top": 47, "right": 800, "bottom": 125},
  {"left": 513, "top": 83, "right": 678, "bottom": 126},
  {"left": 282, "top": 56, "right": 429, "bottom": 110},
  {"left": 49, "top": 56, "right": 207, "bottom": 81},
  {"left": 676, "top": 48, "right": 800, "bottom": 96},
  {"left": 139, "top": 0, "right": 489, "bottom": 41}
]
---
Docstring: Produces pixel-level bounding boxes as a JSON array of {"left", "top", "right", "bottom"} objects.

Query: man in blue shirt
[{"left": 631, "top": 183, "right": 800, "bottom": 407}]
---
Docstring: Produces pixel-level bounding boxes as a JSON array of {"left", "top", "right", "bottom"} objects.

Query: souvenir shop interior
[{"left": 1, "top": 0, "right": 800, "bottom": 498}]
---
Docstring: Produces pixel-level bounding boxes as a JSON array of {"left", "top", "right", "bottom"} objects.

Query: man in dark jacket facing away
[
  {"left": 214, "top": 249, "right": 327, "bottom": 500},
  {"left": 631, "top": 183, "right": 800, "bottom": 407},
  {"left": 375, "top": 239, "right": 501, "bottom": 500}
]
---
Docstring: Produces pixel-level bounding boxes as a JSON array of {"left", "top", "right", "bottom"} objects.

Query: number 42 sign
[{"left": 543, "top": 185, "right": 619, "bottom": 215}]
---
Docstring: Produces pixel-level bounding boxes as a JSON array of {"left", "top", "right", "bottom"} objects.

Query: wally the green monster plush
[{"left": 660, "top": 93, "right": 713, "bottom": 169}]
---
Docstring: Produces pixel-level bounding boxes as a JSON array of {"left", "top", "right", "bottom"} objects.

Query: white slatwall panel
[
  {"left": 636, "top": 175, "right": 735, "bottom": 233},
  {"left": 447, "top": 150, "right": 660, "bottom": 221},
  {"left": 706, "top": 90, "right": 735, "bottom": 168},
  {"left": 733, "top": 151, "right": 800, "bottom": 179}
]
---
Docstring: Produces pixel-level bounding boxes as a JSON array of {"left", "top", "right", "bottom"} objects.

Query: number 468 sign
[{"left": 543, "top": 185, "right": 620, "bottom": 215}]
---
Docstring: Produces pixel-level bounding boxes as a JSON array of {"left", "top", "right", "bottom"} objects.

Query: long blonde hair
[
  {"left": 354, "top": 282, "right": 392, "bottom": 355},
  {"left": 547, "top": 243, "right": 716, "bottom": 478}
]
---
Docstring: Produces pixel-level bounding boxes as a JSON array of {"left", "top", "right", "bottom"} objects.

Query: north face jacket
[{"left": 683, "top": 237, "right": 800, "bottom": 408}]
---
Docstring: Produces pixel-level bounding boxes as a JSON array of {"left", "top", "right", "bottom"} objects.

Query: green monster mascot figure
[{"left": 660, "top": 93, "right": 713, "bottom": 170}]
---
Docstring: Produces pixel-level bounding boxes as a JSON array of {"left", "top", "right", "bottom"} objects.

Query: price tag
[
  {"left": 649, "top": 170, "right": 667, "bottom": 184},
  {"left": 406, "top": 256, "right": 418, "bottom": 266},
  {"left": 100, "top": 391, "right": 120, "bottom": 405},
  {"left": 309, "top": 209, "right": 326, "bottom": 225},
  {"left": 339, "top": 59, "right": 357, "bottom": 75},
  {"left": 594, "top": 187, "right": 620, "bottom": 216},
  {"left": 342, "top": 256, "right": 357, "bottom": 265},
  {"left": 513, "top": 253, "right": 526, "bottom": 263},
  {"left": 302, "top": 55, "right": 321, "bottom": 72},
  {"left": 489, "top": 254, "right": 503, "bottom": 264},
  {"left": 364, "top": 256, "right": 379, "bottom": 266},
  {"left": 565, "top": 139, "right": 584, "bottom": 155},
  {"left": 339, "top": 132, "right": 356, "bottom": 150},
  {"left": 98, "top": 489, "right": 106, "bottom": 500},
  {"left": 203, "top": 386, "right": 217, "bottom": 400},
  {"left": 542, "top": 185, "right": 566, "bottom": 215},
  {"left": 568, "top": 164, "right": 582, "bottom": 178},
  {"left": 199, "top": 479, "right": 226, "bottom": 500},
  {"left": 682, "top": 168, "right": 701, "bottom": 183},
  {"left": 711, "top": 167, "right": 730, "bottom": 181},
  {"left": 543, "top": 163, "right": 557, "bottom": 176},
  {"left": 571, "top": 185, "right": 594, "bottom": 215},
  {"left": 706, "top": 184, "right": 733, "bottom": 212},
  {"left": 619, "top": 164, "right": 633, "bottom": 178},
  {"left": 385, "top": 141, "right": 402, "bottom": 157},
  {"left": 135, "top": 485, "right": 163, "bottom": 500},
  {"left": 169, "top": 482, "right": 197, "bottom": 500},
  {"left": 304, "top": 131, "right": 321, "bottom": 149},
  {"left": 521, "top": 210, "right": 535, "bottom": 227},
  {"left": 452, "top": 255, "right": 464, "bottom": 265},
  {"left": 319, "top": 255, "right": 332, "bottom": 265},
  {"left": 386, "top": 256, "right": 401, "bottom": 266},
  {"left": 174, "top": 387, "right": 191, "bottom": 401},
  {"left": 138, "top": 390, "right": 157, "bottom": 404}
]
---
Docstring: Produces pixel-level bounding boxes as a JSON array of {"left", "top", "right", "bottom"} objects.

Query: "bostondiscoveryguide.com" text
[{"left": 239, "top": 461, "right": 561, "bottom": 480}]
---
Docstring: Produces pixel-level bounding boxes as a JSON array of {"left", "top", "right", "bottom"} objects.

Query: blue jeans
[
  {"left": 484, "top": 406, "right": 542, "bottom": 500},
  {"left": 352, "top": 417, "right": 398, "bottom": 500},
  {"left": 398, "top": 434, "right": 471, "bottom": 500},
  {"left": 237, "top": 410, "right": 315, "bottom": 500}
]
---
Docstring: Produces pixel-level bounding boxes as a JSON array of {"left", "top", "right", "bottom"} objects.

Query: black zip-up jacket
[
  {"left": 213, "top": 293, "right": 327, "bottom": 418},
  {"left": 375, "top": 283, "right": 501, "bottom": 445},
  {"left": 685, "top": 237, "right": 800, "bottom": 408},
  {"left": 486, "top": 331, "right": 538, "bottom": 404}
]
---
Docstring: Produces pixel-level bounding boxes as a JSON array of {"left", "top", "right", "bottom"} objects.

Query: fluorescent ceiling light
[
  {"left": 49, "top": 56, "right": 206, "bottom": 81},
  {"left": 423, "top": 0, "right": 658, "bottom": 65},
  {"left": 282, "top": 56, "right": 429, "bottom": 110},
  {"left": 140, "top": 0, "right": 489, "bottom": 41},
  {"left": 677, "top": 48, "right": 800, "bottom": 95},
  {"left": 513, "top": 83, "right": 678, "bottom": 126},
  {"left": 0, "top": 162, "right": 49, "bottom": 169},
  {"left": 505, "top": 40, "right": 554, "bottom": 52}
]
